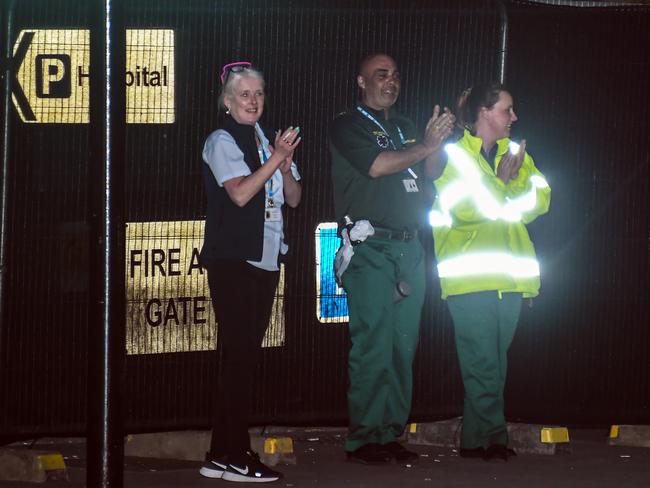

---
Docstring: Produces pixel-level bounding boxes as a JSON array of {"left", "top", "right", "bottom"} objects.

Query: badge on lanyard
[
  {"left": 265, "top": 207, "right": 282, "bottom": 221},
  {"left": 265, "top": 186, "right": 282, "bottom": 221},
  {"left": 258, "top": 137, "right": 283, "bottom": 222},
  {"left": 402, "top": 179, "right": 419, "bottom": 193}
]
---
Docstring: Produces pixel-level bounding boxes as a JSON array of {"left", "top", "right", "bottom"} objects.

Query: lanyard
[
  {"left": 255, "top": 125, "right": 278, "bottom": 201},
  {"left": 356, "top": 105, "right": 417, "bottom": 179},
  {"left": 356, "top": 105, "right": 407, "bottom": 149}
]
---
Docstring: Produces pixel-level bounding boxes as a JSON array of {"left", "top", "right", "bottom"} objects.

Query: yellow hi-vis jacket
[{"left": 430, "top": 130, "right": 551, "bottom": 299}]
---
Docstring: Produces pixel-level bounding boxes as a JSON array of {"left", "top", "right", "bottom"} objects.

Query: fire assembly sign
[{"left": 126, "top": 220, "right": 286, "bottom": 355}]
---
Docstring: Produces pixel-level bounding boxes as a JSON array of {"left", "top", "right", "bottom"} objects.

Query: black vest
[{"left": 199, "top": 115, "right": 276, "bottom": 265}]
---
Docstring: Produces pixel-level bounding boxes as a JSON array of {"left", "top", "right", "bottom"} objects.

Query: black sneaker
[
  {"left": 199, "top": 457, "right": 228, "bottom": 478},
  {"left": 483, "top": 444, "right": 517, "bottom": 462},
  {"left": 222, "top": 450, "right": 282, "bottom": 483},
  {"left": 346, "top": 443, "right": 392, "bottom": 465},
  {"left": 381, "top": 441, "right": 419, "bottom": 462},
  {"left": 459, "top": 447, "right": 485, "bottom": 459}
]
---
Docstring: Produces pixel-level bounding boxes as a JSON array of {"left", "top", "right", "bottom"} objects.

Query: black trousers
[{"left": 206, "top": 259, "right": 279, "bottom": 460}]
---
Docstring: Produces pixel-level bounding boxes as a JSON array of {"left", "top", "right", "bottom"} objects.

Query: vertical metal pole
[
  {"left": 497, "top": 0, "right": 509, "bottom": 84},
  {"left": 87, "top": 0, "right": 126, "bottom": 486},
  {"left": 0, "top": 0, "right": 16, "bottom": 377}
]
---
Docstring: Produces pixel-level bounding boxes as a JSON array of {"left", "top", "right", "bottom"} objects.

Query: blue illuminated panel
[{"left": 315, "top": 222, "right": 349, "bottom": 323}]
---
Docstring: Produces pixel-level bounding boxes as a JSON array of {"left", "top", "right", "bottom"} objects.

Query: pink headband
[{"left": 220, "top": 61, "right": 252, "bottom": 84}]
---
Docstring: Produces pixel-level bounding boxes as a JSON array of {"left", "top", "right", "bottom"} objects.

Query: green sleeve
[{"left": 330, "top": 114, "right": 384, "bottom": 176}]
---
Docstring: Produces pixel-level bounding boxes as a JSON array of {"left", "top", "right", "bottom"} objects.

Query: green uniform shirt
[{"left": 330, "top": 103, "right": 427, "bottom": 231}]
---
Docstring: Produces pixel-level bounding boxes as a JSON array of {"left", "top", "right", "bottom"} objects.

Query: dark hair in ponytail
[{"left": 457, "top": 82, "right": 507, "bottom": 129}]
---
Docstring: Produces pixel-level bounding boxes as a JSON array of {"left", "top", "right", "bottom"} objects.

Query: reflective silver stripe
[
  {"left": 437, "top": 252, "right": 540, "bottom": 278},
  {"left": 430, "top": 144, "right": 549, "bottom": 227}
]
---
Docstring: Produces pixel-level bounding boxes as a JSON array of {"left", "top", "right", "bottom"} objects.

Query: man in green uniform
[{"left": 329, "top": 53, "right": 454, "bottom": 464}]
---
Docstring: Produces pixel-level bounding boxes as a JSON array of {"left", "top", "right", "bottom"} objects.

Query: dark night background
[{"left": 1, "top": 0, "right": 648, "bottom": 438}]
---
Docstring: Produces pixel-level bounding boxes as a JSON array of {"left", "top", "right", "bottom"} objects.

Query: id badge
[
  {"left": 265, "top": 207, "right": 282, "bottom": 222},
  {"left": 402, "top": 179, "right": 419, "bottom": 193}
]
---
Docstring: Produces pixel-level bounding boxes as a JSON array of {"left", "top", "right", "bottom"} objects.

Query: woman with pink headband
[{"left": 198, "top": 61, "right": 302, "bottom": 483}]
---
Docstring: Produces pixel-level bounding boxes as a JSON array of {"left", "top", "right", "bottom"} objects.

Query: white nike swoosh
[
  {"left": 211, "top": 461, "right": 227, "bottom": 469},
  {"left": 230, "top": 464, "right": 249, "bottom": 475}
]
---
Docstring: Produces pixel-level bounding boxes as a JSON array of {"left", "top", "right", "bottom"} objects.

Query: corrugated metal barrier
[{"left": 0, "top": 0, "right": 648, "bottom": 439}]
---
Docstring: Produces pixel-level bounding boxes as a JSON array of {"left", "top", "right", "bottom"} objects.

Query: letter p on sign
[{"left": 35, "top": 54, "right": 71, "bottom": 98}]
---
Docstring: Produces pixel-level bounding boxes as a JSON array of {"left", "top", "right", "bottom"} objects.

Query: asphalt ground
[{"left": 2, "top": 428, "right": 650, "bottom": 487}]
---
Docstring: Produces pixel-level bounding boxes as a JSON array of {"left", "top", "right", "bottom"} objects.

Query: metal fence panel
[{"left": 1, "top": 0, "right": 648, "bottom": 438}]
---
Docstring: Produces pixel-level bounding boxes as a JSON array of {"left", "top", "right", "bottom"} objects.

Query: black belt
[{"left": 372, "top": 227, "right": 418, "bottom": 242}]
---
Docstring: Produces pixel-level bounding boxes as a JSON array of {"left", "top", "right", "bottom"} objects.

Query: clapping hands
[
  {"left": 497, "top": 139, "right": 526, "bottom": 184},
  {"left": 272, "top": 126, "right": 301, "bottom": 173},
  {"left": 424, "top": 105, "right": 456, "bottom": 152}
]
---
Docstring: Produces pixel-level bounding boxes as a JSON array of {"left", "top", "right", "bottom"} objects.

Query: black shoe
[
  {"left": 381, "top": 441, "right": 419, "bottom": 462},
  {"left": 346, "top": 443, "right": 392, "bottom": 465},
  {"left": 459, "top": 447, "right": 485, "bottom": 459},
  {"left": 483, "top": 444, "right": 516, "bottom": 462},
  {"left": 199, "top": 456, "right": 228, "bottom": 478},
  {"left": 221, "top": 450, "right": 283, "bottom": 483}
]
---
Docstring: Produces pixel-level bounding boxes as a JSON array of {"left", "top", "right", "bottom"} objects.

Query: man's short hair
[{"left": 357, "top": 52, "right": 394, "bottom": 77}]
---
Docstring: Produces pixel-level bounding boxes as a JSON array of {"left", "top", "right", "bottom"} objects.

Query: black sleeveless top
[{"left": 199, "top": 115, "right": 276, "bottom": 266}]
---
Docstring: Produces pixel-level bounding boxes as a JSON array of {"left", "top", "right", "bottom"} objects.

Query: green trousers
[
  {"left": 447, "top": 291, "right": 522, "bottom": 449},
  {"left": 342, "top": 237, "right": 425, "bottom": 452}
]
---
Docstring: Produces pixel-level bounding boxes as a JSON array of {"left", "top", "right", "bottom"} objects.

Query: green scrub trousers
[
  {"left": 342, "top": 236, "right": 425, "bottom": 452},
  {"left": 447, "top": 291, "right": 522, "bottom": 449}
]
